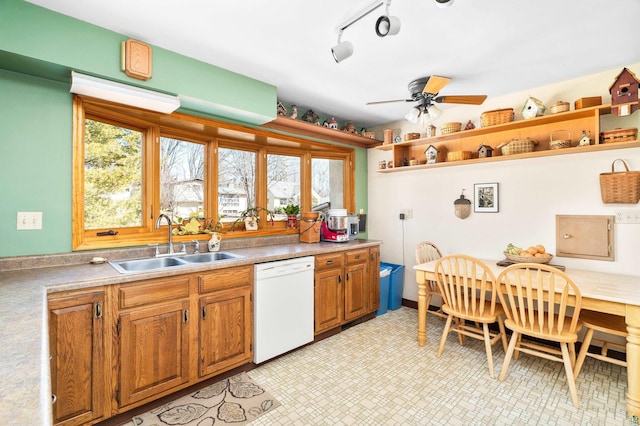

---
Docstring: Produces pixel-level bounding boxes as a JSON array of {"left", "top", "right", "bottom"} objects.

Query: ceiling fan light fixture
[
  {"left": 375, "top": 15, "right": 401, "bottom": 37},
  {"left": 404, "top": 106, "right": 421, "bottom": 123},
  {"left": 427, "top": 104, "right": 442, "bottom": 120},
  {"left": 332, "top": 31, "right": 354, "bottom": 63}
]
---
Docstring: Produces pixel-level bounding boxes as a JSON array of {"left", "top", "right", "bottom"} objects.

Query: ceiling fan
[{"left": 367, "top": 76, "right": 487, "bottom": 122}]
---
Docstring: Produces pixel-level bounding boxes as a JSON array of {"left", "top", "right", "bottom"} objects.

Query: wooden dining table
[{"left": 414, "top": 259, "right": 640, "bottom": 423}]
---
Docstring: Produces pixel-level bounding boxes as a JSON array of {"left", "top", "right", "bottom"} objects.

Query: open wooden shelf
[
  {"left": 375, "top": 104, "right": 640, "bottom": 172},
  {"left": 263, "top": 115, "right": 383, "bottom": 149}
]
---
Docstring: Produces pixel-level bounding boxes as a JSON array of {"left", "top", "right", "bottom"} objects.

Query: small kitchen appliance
[{"left": 320, "top": 209, "right": 350, "bottom": 242}]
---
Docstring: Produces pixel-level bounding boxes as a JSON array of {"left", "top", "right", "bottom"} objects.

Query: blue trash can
[
  {"left": 376, "top": 266, "right": 392, "bottom": 316},
  {"left": 381, "top": 262, "right": 405, "bottom": 310}
]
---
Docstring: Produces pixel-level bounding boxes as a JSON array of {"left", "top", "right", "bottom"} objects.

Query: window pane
[
  {"left": 267, "top": 154, "right": 300, "bottom": 216},
  {"left": 160, "top": 137, "right": 205, "bottom": 222},
  {"left": 218, "top": 147, "right": 256, "bottom": 220},
  {"left": 84, "top": 118, "right": 142, "bottom": 229},
  {"left": 312, "top": 158, "right": 343, "bottom": 210}
]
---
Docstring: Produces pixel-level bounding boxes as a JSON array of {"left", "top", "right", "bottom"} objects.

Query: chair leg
[
  {"left": 499, "top": 331, "right": 519, "bottom": 381},
  {"left": 560, "top": 342, "right": 580, "bottom": 408},
  {"left": 497, "top": 317, "right": 508, "bottom": 352},
  {"left": 437, "top": 315, "right": 454, "bottom": 357},
  {"left": 574, "top": 328, "right": 595, "bottom": 379},
  {"left": 514, "top": 333, "right": 523, "bottom": 360},
  {"left": 482, "top": 323, "right": 495, "bottom": 378},
  {"left": 424, "top": 293, "right": 433, "bottom": 318}
]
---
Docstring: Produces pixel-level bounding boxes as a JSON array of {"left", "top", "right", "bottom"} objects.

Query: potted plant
[
  {"left": 230, "top": 207, "right": 274, "bottom": 231},
  {"left": 283, "top": 204, "right": 300, "bottom": 229}
]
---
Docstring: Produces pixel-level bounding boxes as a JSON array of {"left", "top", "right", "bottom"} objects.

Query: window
[
  {"left": 72, "top": 96, "right": 355, "bottom": 250},
  {"left": 218, "top": 146, "right": 256, "bottom": 221},
  {"left": 267, "top": 153, "right": 301, "bottom": 215},
  {"left": 83, "top": 118, "right": 143, "bottom": 229},
  {"left": 159, "top": 136, "right": 205, "bottom": 222}
]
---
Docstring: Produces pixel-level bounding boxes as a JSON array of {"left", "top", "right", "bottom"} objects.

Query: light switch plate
[
  {"left": 615, "top": 209, "right": 640, "bottom": 224},
  {"left": 17, "top": 212, "right": 42, "bottom": 230}
]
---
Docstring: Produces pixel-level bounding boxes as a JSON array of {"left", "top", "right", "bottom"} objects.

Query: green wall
[
  {"left": 0, "top": 0, "right": 369, "bottom": 258},
  {"left": 0, "top": 70, "right": 72, "bottom": 256}
]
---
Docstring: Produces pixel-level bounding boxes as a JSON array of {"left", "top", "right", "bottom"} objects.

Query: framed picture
[{"left": 474, "top": 183, "right": 499, "bottom": 213}]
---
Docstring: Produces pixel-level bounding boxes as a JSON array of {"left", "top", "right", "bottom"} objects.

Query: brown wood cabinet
[
  {"left": 198, "top": 266, "right": 253, "bottom": 378},
  {"left": 314, "top": 247, "right": 379, "bottom": 335},
  {"left": 48, "top": 290, "right": 106, "bottom": 426}
]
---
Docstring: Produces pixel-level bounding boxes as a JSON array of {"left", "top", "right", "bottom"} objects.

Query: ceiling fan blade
[
  {"left": 366, "top": 99, "right": 413, "bottom": 105},
  {"left": 423, "top": 76, "right": 451, "bottom": 95},
  {"left": 434, "top": 95, "right": 488, "bottom": 105}
]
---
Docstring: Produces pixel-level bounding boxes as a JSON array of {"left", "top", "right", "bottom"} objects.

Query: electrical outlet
[
  {"left": 615, "top": 209, "right": 640, "bottom": 224},
  {"left": 17, "top": 212, "right": 43, "bottom": 230},
  {"left": 400, "top": 208, "right": 413, "bottom": 219}
]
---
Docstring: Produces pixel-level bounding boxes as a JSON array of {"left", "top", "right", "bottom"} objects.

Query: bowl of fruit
[{"left": 503, "top": 243, "right": 553, "bottom": 264}]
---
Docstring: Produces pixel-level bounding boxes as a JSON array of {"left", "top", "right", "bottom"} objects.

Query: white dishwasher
[{"left": 254, "top": 256, "right": 315, "bottom": 364}]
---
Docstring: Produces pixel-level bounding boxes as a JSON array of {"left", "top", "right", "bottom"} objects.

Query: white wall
[{"left": 368, "top": 64, "right": 640, "bottom": 302}]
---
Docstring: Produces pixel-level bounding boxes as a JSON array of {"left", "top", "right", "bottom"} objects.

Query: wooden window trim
[{"left": 72, "top": 95, "right": 355, "bottom": 250}]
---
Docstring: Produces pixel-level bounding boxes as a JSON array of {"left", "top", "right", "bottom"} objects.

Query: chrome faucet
[{"left": 155, "top": 213, "right": 174, "bottom": 255}]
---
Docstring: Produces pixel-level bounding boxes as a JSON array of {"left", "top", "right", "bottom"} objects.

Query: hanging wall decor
[
  {"left": 454, "top": 190, "right": 471, "bottom": 219},
  {"left": 474, "top": 183, "right": 499, "bottom": 213}
]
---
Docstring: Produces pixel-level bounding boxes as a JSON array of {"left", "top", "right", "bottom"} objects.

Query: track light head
[
  {"left": 375, "top": 15, "right": 401, "bottom": 37},
  {"left": 332, "top": 32, "right": 354, "bottom": 63},
  {"left": 435, "top": 0, "right": 454, "bottom": 8}
]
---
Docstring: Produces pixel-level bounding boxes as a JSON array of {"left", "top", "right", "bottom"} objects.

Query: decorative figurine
[
  {"left": 290, "top": 105, "right": 298, "bottom": 119},
  {"left": 277, "top": 102, "right": 288, "bottom": 116},
  {"left": 328, "top": 117, "right": 338, "bottom": 129},
  {"left": 301, "top": 109, "right": 319, "bottom": 123},
  {"left": 609, "top": 67, "right": 639, "bottom": 117},
  {"left": 341, "top": 121, "right": 357, "bottom": 134},
  {"left": 464, "top": 120, "right": 475, "bottom": 130}
]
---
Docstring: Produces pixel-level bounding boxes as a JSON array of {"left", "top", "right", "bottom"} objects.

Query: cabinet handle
[
  {"left": 338, "top": 275, "right": 342, "bottom": 283},
  {"left": 354, "top": 255, "right": 361, "bottom": 259},
  {"left": 326, "top": 260, "right": 334, "bottom": 265},
  {"left": 346, "top": 273, "right": 350, "bottom": 281},
  {"left": 183, "top": 309, "right": 189, "bottom": 324},
  {"left": 201, "top": 306, "right": 206, "bottom": 320},
  {"left": 51, "top": 394, "right": 57, "bottom": 404},
  {"left": 94, "top": 302, "right": 102, "bottom": 319}
]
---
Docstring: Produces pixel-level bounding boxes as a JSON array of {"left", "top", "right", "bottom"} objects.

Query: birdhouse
[
  {"left": 424, "top": 145, "right": 440, "bottom": 164},
  {"left": 609, "top": 67, "right": 639, "bottom": 117},
  {"left": 478, "top": 144, "right": 493, "bottom": 158},
  {"left": 521, "top": 96, "right": 546, "bottom": 119}
]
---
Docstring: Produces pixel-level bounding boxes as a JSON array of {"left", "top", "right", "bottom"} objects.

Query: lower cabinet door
[
  {"left": 49, "top": 291, "right": 106, "bottom": 426},
  {"left": 344, "top": 262, "right": 368, "bottom": 321},
  {"left": 199, "top": 286, "right": 253, "bottom": 377},
  {"left": 314, "top": 268, "right": 344, "bottom": 334},
  {"left": 118, "top": 300, "right": 190, "bottom": 407}
]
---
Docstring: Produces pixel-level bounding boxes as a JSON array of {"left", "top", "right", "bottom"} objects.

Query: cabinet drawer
[
  {"left": 199, "top": 265, "right": 252, "bottom": 294},
  {"left": 345, "top": 249, "right": 369, "bottom": 264},
  {"left": 315, "top": 252, "right": 344, "bottom": 270},
  {"left": 118, "top": 276, "right": 191, "bottom": 310}
]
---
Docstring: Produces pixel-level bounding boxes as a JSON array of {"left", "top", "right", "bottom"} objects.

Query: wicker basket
[
  {"left": 550, "top": 101, "right": 570, "bottom": 114},
  {"left": 498, "top": 138, "right": 537, "bottom": 155},
  {"left": 600, "top": 127, "right": 638, "bottom": 143},
  {"left": 504, "top": 253, "right": 553, "bottom": 264},
  {"left": 550, "top": 130, "right": 572, "bottom": 149},
  {"left": 440, "top": 122, "right": 462, "bottom": 135},
  {"left": 599, "top": 159, "right": 640, "bottom": 204},
  {"left": 447, "top": 151, "right": 472, "bottom": 162},
  {"left": 480, "top": 108, "right": 514, "bottom": 127}
]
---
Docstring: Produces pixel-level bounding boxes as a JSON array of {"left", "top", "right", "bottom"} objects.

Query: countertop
[{"left": 0, "top": 239, "right": 381, "bottom": 426}]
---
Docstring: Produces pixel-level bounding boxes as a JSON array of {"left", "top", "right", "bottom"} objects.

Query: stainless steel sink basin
[
  {"left": 109, "top": 251, "right": 244, "bottom": 273},
  {"left": 181, "top": 252, "right": 244, "bottom": 263}
]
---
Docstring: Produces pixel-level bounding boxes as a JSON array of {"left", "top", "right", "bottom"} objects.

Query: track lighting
[
  {"left": 435, "top": 0, "right": 454, "bottom": 8},
  {"left": 331, "top": 31, "right": 354, "bottom": 63},
  {"left": 375, "top": 1, "right": 401, "bottom": 37}
]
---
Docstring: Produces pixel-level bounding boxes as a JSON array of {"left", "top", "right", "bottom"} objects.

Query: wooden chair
[
  {"left": 434, "top": 255, "right": 508, "bottom": 378},
  {"left": 496, "top": 263, "right": 583, "bottom": 408},
  {"left": 415, "top": 241, "right": 446, "bottom": 320},
  {"left": 573, "top": 310, "right": 628, "bottom": 378}
]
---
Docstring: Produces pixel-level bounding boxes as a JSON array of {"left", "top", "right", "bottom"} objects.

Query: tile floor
[{"left": 247, "top": 307, "right": 631, "bottom": 425}]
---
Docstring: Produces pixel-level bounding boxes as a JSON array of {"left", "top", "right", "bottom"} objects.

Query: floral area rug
[{"left": 132, "top": 372, "right": 280, "bottom": 426}]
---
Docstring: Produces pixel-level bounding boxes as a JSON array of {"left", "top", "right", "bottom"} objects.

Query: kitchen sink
[
  {"left": 181, "top": 252, "right": 244, "bottom": 263},
  {"left": 109, "top": 251, "right": 243, "bottom": 273}
]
